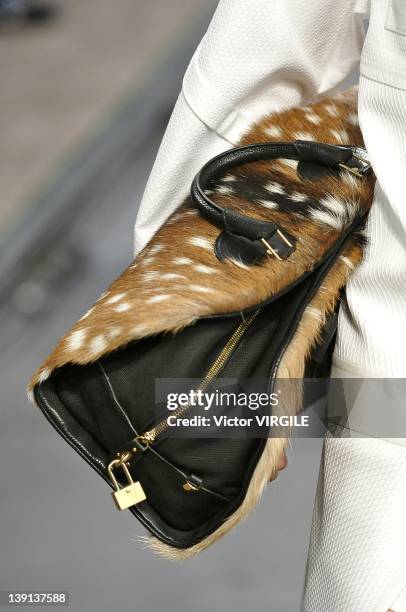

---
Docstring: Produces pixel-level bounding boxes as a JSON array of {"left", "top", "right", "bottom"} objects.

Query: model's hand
[{"left": 269, "top": 449, "right": 288, "bottom": 482}]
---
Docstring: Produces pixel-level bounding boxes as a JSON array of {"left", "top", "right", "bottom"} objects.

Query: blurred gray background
[{"left": 0, "top": 2, "right": 324, "bottom": 610}]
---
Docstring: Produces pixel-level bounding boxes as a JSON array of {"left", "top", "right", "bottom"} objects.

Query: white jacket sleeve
[{"left": 134, "top": 0, "right": 365, "bottom": 254}]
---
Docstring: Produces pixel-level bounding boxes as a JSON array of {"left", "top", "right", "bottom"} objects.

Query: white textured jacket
[{"left": 134, "top": 0, "right": 406, "bottom": 378}]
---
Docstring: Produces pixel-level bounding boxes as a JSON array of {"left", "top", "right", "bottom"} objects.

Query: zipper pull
[{"left": 132, "top": 435, "right": 152, "bottom": 452}]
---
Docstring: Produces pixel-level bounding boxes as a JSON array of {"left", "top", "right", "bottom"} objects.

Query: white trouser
[{"left": 302, "top": 363, "right": 406, "bottom": 611}]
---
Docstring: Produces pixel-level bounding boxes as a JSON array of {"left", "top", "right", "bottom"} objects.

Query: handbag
[{"left": 29, "top": 88, "right": 375, "bottom": 559}]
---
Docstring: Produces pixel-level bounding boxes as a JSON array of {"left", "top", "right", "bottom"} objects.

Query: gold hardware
[
  {"left": 261, "top": 230, "right": 293, "bottom": 260},
  {"left": 276, "top": 229, "right": 293, "bottom": 248},
  {"left": 352, "top": 150, "right": 371, "bottom": 165},
  {"left": 116, "top": 450, "right": 132, "bottom": 464},
  {"left": 261, "top": 238, "right": 282, "bottom": 260},
  {"left": 183, "top": 480, "right": 200, "bottom": 492},
  {"left": 338, "top": 163, "right": 364, "bottom": 178},
  {"left": 131, "top": 435, "right": 152, "bottom": 453},
  {"left": 339, "top": 149, "right": 371, "bottom": 178},
  {"left": 137, "top": 309, "right": 260, "bottom": 444},
  {"left": 108, "top": 457, "right": 146, "bottom": 510}
]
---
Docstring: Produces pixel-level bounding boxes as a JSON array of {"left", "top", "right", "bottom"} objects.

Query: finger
[{"left": 269, "top": 450, "right": 288, "bottom": 482}]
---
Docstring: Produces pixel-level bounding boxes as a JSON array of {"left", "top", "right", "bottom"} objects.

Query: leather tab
[
  {"left": 295, "top": 141, "right": 371, "bottom": 179},
  {"left": 216, "top": 208, "right": 296, "bottom": 265},
  {"left": 222, "top": 208, "right": 278, "bottom": 242},
  {"left": 294, "top": 140, "right": 354, "bottom": 166},
  {"left": 215, "top": 232, "right": 266, "bottom": 265},
  {"left": 297, "top": 161, "right": 339, "bottom": 182}
]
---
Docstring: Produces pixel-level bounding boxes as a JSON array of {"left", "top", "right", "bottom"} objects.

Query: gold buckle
[
  {"left": 339, "top": 151, "right": 371, "bottom": 178},
  {"left": 338, "top": 163, "right": 364, "bottom": 178},
  {"left": 261, "top": 230, "right": 293, "bottom": 261}
]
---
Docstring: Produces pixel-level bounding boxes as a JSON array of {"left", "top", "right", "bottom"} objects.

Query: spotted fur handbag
[{"left": 29, "top": 88, "right": 375, "bottom": 559}]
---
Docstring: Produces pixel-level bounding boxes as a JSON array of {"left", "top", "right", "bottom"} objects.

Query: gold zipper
[
  {"left": 108, "top": 308, "right": 260, "bottom": 505},
  {"left": 137, "top": 308, "right": 261, "bottom": 446}
]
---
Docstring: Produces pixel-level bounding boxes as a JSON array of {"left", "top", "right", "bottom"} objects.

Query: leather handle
[{"left": 190, "top": 140, "right": 370, "bottom": 263}]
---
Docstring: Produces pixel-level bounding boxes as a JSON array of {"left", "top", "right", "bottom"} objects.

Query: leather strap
[{"left": 191, "top": 140, "right": 371, "bottom": 264}]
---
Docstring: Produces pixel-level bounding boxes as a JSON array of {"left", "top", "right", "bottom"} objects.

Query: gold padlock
[{"left": 107, "top": 457, "right": 146, "bottom": 510}]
